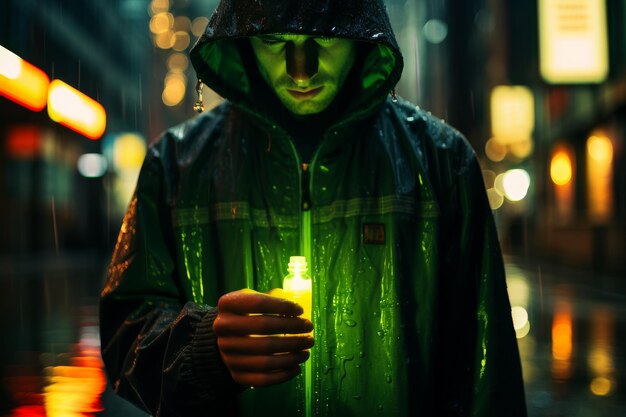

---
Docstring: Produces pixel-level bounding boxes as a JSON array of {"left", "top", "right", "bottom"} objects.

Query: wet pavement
[{"left": 0, "top": 253, "right": 624, "bottom": 416}]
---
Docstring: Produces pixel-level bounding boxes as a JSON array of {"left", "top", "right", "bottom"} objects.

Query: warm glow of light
[
  {"left": 6, "top": 126, "right": 41, "bottom": 159},
  {"left": 491, "top": 85, "right": 535, "bottom": 144},
  {"left": 150, "top": 0, "right": 169, "bottom": 14},
  {"left": 0, "top": 46, "right": 50, "bottom": 111},
  {"left": 485, "top": 138, "right": 506, "bottom": 162},
  {"left": 509, "top": 138, "right": 534, "bottom": 159},
  {"left": 47, "top": 80, "right": 106, "bottom": 139},
  {"left": 192, "top": 17, "right": 209, "bottom": 37},
  {"left": 487, "top": 188, "right": 504, "bottom": 210},
  {"left": 173, "top": 31, "right": 191, "bottom": 51},
  {"left": 167, "top": 52, "right": 189, "bottom": 72},
  {"left": 588, "top": 309, "right": 615, "bottom": 396},
  {"left": 511, "top": 306, "right": 530, "bottom": 338},
  {"left": 162, "top": 72, "right": 187, "bottom": 106},
  {"left": 502, "top": 169, "right": 531, "bottom": 202},
  {"left": 539, "top": 0, "right": 609, "bottom": 83},
  {"left": 506, "top": 274, "right": 530, "bottom": 307},
  {"left": 587, "top": 135, "right": 613, "bottom": 162},
  {"left": 586, "top": 134, "right": 613, "bottom": 222},
  {"left": 113, "top": 133, "right": 146, "bottom": 172},
  {"left": 590, "top": 376, "right": 613, "bottom": 396},
  {"left": 155, "top": 30, "right": 176, "bottom": 49},
  {"left": 551, "top": 151, "right": 573, "bottom": 185},
  {"left": 150, "top": 12, "right": 173, "bottom": 34},
  {"left": 174, "top": 16, "right": 191, "bottom": 31},
  {"left": 552, "top": 311, "right": 572, "bottom": 361},
  {"left": 0, "top": 45, "right": 23, "bottom": 79}
]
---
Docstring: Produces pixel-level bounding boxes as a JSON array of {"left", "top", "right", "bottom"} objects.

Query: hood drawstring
[
  {"left": 193, "top": 79, "right": 205, "bottom": 113},
  {"left": 390, "top": 89, "right": 398, "bottom": 103}
]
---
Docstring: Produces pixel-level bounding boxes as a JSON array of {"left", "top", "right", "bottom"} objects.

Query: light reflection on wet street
[{"left": 0, "top": 256, "right": 624, "bottom": 416}]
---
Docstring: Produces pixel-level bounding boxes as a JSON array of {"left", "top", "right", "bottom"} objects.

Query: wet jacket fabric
[{"left": 99, "top": 1, "right": 527, "bottom": 416}]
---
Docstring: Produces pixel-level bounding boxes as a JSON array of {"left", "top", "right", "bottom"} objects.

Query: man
[{"left": 100, "top": 0, "right": 527, "bottom": 416}]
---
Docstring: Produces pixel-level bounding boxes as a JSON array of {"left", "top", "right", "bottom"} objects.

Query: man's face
[{"left": 250, "top": 34, "right": 357, "bottom": 116}]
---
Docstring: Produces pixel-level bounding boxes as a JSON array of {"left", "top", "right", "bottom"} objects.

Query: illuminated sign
[
  {"left": 47, "top": 80, "right": 107, "bottom": 140},
  {"left": 539, "top": 0, "right": 609, "bottom": 83},
  {"left": 491, "top": 85, "right": 535, "bottom": 143},
  {"left": 0, "top": 45, "right": 50, "bottom": 111}
]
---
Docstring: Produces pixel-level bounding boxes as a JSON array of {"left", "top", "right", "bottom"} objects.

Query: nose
[{"left": 286, "top": 39, "right": 319, "bottom": 85}]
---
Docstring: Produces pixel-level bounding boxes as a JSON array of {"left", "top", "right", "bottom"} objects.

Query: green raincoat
[{"left": 100, "top": 0, "right": 527, "bottom": 416}]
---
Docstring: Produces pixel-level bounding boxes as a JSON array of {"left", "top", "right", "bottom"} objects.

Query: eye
[
  {"left": 315, "top": 37, "right": 336, "bottom": 46},
  {"left": 258, "top": 36, "right": 285, "bottom": 46}
]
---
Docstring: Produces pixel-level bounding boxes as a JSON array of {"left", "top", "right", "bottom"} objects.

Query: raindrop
[
  {"left": 407, "top": 116, "right": 415, "bottom": 122},
  {"left": 358, "top": 351, "right": 365, "bottom": 358},
  {"left": 345, "top": 320, "right": 356, "bottom": 327},
  {"left": 377, "top": 330, "right": 386, "bottom": 338}
]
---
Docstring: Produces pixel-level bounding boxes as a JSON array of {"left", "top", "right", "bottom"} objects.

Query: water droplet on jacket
[
  {"left": 345, "top": 320, "right": 356, "bottom": 327},
  {"left": 377, "top": 330, "right": 386, "bottom": 338},
  {"left": 358, "top": 351, "right": 365, "bottom": 358},
  {"left": 372, "top": 32, "right": 383, "bottom": 39},
  {"left": 407, "top": 116, "right": 415, "bottom": 122}
]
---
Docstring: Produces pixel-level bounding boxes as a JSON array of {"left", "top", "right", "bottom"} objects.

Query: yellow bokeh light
[
  {"left": 174, "top": 16, "right": 191, "bottom": 31},
  {"left": 509, "top": 138, "right": 534, "bottom": 159},
  {"left": 150, "top": 0, "right": 169, "bottom": 14},
  {"left": 47, "top": 80, "right": 106, "bottom": 140},
  {"left": 590, "top": 377, "right": 613, "bottom": 396},
  {"left": 173, "top": 31, "right": 191, "bottom": 51},
  {"left": 485, "top": 138, "right": 506, "bottom": 162},
  {"left": 551, "top": 151, "right": 573, "bottom": 186},
  {"left": 539, "top": 0, "right": 608, "bottom": 83},
  {"left": 113, "top": 133, "right": 146, "bottom": 172},
  {"left": 491, "top": 85, "right": 535, "bottom": 143},
  {"left": 162, "top": 72, "right": 187, "bottom": 106},
  {"left": 587, "top": 135, "right": 613, "bottom": 162},
  {"left": 155, "top": 30, "right": 176, "bottom": 49},
  {"left": 192, "top": 17, "right": 209, "bottom": 37},
  {"left": 487, "top": 187, "right": 504, "bottom": 210},
  {"left": 167, "top": 52, "right": 189, "bottom": 72},
  {"left": 149, "top": 12, "right": 173, "bottom": 35}
]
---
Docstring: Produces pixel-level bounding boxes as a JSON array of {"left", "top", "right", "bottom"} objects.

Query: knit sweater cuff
[{"left": 191, "top": 309, "right": 243, "bottom": 397}]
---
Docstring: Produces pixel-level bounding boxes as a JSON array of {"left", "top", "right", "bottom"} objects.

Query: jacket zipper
[
  {"left": 300, "top": 163, "right": 312, "bottom": 417},
  {"left": 288, "top": 141, "right": 314, "bottom": 417}
]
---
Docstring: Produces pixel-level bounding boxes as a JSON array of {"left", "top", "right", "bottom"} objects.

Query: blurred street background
[{"left": 0, "top": 0, "right": 625, "bottom": 416}]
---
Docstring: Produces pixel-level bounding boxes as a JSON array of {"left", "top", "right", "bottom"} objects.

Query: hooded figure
[{"left": 100, "top": 1, "right": 527, "bottom": 416}]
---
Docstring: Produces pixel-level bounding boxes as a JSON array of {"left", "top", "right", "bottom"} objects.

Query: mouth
[{"left": 287, "top": 86, "right": 324, "bottom": 100}]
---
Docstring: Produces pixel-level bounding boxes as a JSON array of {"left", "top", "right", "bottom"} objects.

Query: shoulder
[
  {"left": 149, "top": 102, "right": 232, "bottom": 158},
  {"left": 385, "top": 97, "right": 477, "bottom": 177}
]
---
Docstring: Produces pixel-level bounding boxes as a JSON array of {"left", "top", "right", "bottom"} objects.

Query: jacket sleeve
[
  {"left": 432, "top": 132, "right": 527, "bottom": 417},
  {"left": 99, "top": 142, "right": 241, "bottom": 416}
]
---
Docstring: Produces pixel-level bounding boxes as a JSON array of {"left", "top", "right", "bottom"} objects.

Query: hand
[{"left": 213, "top": 289, "right": 314, "bottom": 387}]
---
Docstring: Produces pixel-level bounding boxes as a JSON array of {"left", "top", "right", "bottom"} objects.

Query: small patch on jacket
[{"left": 363, "top": 223, "right": 385, "bottom": 245}]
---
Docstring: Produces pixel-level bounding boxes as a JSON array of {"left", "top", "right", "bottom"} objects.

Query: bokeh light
[
  {"left": 423, "top": 19, "right": 448, "bottom": 44},
  {"left": 192, "top": 17, "right": 209, "bottom": 37},
  {"left": 173, "top": 31, "right": 191, "bottom": 51},
  {"left": 502, "top": 169, "right": 531, "bottom": 202},
  {"left": 149, "top": 12, "right": 173, "bottom": 35},
  {"left": 551, "top": 151, "right": 573, "bottom": 186},
  {"left": 77, "top": 153, "right": 108, "bottom": 178},
  {"left": 587, "top": 135, "right": 613, "bottom": 162},
  {"left": 167, "top": 52, "right": 189, "bottom": 72},
  {"left": 162, "top": 72, "right": 187, "bottom": 106}
]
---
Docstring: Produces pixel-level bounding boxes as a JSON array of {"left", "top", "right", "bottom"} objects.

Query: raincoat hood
[{"left": 189, "top": 0, "right": 403, "bottom": 127}]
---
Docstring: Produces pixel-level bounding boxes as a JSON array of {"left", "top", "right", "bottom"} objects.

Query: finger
[
  {"left": 225, "top": 351, "right": 310, "bottom": 373},
  {"left": 218, "top": 291, "right": 304, "bottom": 316},
  {"left": 214, "top": 313, "right": 313, "bottom": 336},
  {"left": 218, "top": 335, "right": 314, "bottom": 355},
  {"left": 231, "top": 367, "right": 302, "bottom": 387}
]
